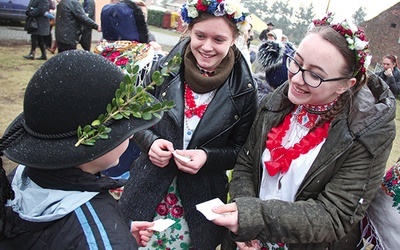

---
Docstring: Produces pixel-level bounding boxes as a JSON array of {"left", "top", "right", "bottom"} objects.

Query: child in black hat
[{"left": 0, "top": 50, "right": 166, "bottom": 249}]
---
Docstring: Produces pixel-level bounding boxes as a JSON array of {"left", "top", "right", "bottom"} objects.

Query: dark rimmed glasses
[{"left": 285, "top": 54, "right": 350, "bottom": 88}]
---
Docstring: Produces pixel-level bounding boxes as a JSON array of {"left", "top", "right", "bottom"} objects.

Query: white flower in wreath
[
  {"left": 187, "top": 5, "right": 198, "bottom": 18},
  {"left": 347, "top": 21, "right": 358, "bottom": 34},
  {"left": 354, "top": 37, "right": 368, "bottom": 50},
  {"left": 364, "top": 55, "right": 372, "bottom": 69},
  {"left": 224, "top": 0, "right": 239, "bottom": 15},
  {"left": 236, "top": 18, "right": 250, "bottom": 34},
  {"left": 346, "top": 37, "right": 355, "bottom": 45}
]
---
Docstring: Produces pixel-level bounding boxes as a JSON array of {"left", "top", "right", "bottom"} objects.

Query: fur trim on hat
[
  {"left": 257, "top": 41, "right": 283, "bottom": 73},
  {"left": 257, "top": 41, "right": 295, "bottom": 73}
]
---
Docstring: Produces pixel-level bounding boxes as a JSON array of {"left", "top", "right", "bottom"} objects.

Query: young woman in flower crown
[
  {"left": 118, "top": 0, "right": 257, "bottom": 249},
  {"left": 211, "top": 13, "right": 396, "bottom": 249}
]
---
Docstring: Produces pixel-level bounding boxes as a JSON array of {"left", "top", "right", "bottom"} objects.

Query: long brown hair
[{"left": 306, "top": 26, "right": 368, "bottom": 128}]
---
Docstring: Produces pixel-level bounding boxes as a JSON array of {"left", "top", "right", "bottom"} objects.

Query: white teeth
[
  {"left": 200, "top": 52, "right": 212, "bottom": 58},
  {"left": 294, "top": 85, "right": 306, "bottom": 94}
]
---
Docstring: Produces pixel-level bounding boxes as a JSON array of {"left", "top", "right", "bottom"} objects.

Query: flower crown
[
  {"left": 309, "top": 12, "right": 372, "bottom": 76},
  {"left": 180, "top": 0, "right": 250, "bottom": 33},
  {"left": 381, "top": 161, "right": 400, "bottom": 213}
]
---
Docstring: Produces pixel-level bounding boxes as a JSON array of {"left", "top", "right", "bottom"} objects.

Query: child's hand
[{"left": 130, "top": 221, "right": 154, "bottom": 247}]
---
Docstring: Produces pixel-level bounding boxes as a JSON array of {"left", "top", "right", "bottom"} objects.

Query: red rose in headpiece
[{"left": 197, "top": 0, "right": 207, "bottom": 11}]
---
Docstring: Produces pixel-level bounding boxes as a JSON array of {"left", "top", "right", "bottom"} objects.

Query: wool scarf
[{"left": 184, "top": 45, "right": 235, "bottom": 93}]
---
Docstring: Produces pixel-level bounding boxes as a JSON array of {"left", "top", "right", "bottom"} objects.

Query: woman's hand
[
  {"left": 130, "top": 221, "right": 154, "bottom": 247},
  {"left": 211, "top": 202, "right": 239, "bottom": 234},
  {"left": 172, "top": 149, "right": 207, "bottom": 174},
  {"left": 148, "top": 139, "right": 174, "bottom": 167},
  {"left": 384, "top": 68, "right": 393, "bottom": 77}
]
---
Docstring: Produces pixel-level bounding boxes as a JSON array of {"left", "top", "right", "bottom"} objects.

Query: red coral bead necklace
[{"left": 184, "top": 83, "right": 216, "bottom": 135}]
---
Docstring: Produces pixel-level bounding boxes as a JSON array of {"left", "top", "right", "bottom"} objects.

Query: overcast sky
[{"left": 293, "top": 0, "right": 399, "bottom": 20}]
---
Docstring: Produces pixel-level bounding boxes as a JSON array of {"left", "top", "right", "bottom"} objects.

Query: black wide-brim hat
[{"left": 4, "top": 50, "right": 161, "bottom": 169}]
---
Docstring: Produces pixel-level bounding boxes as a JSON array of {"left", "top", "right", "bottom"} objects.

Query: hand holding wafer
[{"left": 172, "top": 150, "right": 192, "bottom": 162}]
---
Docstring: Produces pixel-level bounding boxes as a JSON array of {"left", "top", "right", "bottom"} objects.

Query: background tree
[
  {"left": 353, "top": 6, "right": 367, "bottom": 25},
  {"left": 291, "top": 4, "right": 314, "bottom": 44},
  {"left": 243, "top": 0, "right": 313, "bottom": 44}
]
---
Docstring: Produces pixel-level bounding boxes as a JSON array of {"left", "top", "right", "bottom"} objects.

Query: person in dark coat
[
  {"left": 212, "top": 12, "right": 396, "bottom": 250},
  {"left": 118, "top": 0, "right": 258, "bottom": 249},
  {"left": 23, "top": 0, "right": 50, "bottom": 60},
  {"left": 79, "top": 0, "right": 96, "bottom": 51},
  {"left": 259, "top": 21, "right": 274, "bottom": 42},
  {"left": 376, "top": 54, "right": 400, "bottom": 98},
  {"left": 0, "top": 50, "right": 166, "bottom": 249},
  {"left": 55, "top": 0, "right": 100, "bottom": 53}
]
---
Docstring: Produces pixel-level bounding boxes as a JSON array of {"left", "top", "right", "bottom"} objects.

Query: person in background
[
  {"left": 212, "top": 12, "right": 396, "bottom": 249},
  {"left": 0, "top": 50, "right": 162, "bottom": 249},
  {"left": 266, "top": 30, "right": 276, "bottom": 41},
  {"left": 118, "top": 0, "right": 258, "bottom": 249},
  {"left": 253, "top": 39, "right": 296, "bottom": 102},
  {"left": 23, "top": 0, "right": 50, "bottom": 60},
  {"left": 235, "top": 16, "right": 253, "bottom": 69},
  {"left": 43, "top": 0, "right": 56, "bottom": 53},
  {"left": 134, "top": 0, "right": 168, "bottom": 57},
  {"left": 55, "top": 0, "right": 100, "bottom": 53},
  {"left": 96, "top": 0, "right": 155, "bottom": 189},
  {"left": 281, "top": 34, "right": 288, "bottom": 43},
  {"left": 259, "top": 21, "right": 274, "bottom": 42},
  {"left": 377, "top": 54, "right": 400, "bottom": 98},
  {"left": 247, "top": 23, "right": 256, "bottom": 64},
  {"left": 101, "top": 0, "right": 148, "bottom": 44},
  {"left": 79, "top": 0, "right": 96, "bottom": 51}
]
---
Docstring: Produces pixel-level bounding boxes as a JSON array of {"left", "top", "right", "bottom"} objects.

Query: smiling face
[
  {"left": 287, "top": 33, "right": 355, "bottom": 106},
  {"left": 189, "top": 16, "right": 236, "bottom": 71}
]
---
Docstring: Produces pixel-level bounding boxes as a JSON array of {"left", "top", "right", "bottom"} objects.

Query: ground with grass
[{"left": 0, "top": 40, "right": 399, "bottom": 174}]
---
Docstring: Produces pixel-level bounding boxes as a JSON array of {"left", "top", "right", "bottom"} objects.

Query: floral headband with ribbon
[
  {"left": 180, "top": 0, "right": 250, "bottom": 33},
  {"left": 309, "top": 12, "right": 372, "bottom": 77}
]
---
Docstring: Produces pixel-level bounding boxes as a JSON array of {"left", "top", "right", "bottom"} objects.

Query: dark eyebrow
[{"left": 295, "top": 51, "right": 329, "bottom": 76}]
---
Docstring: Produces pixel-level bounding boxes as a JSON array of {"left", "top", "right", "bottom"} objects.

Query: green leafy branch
[{"left": 75, "top": 53, "right": 182, "bottom": 147}]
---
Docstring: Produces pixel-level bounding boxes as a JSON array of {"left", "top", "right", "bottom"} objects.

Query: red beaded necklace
[
  {"left": 264, "top": 112, "right": 331, "bottom": 176},
  {"left": 184, "top": 83, "right": 214, "bottom": 118}
]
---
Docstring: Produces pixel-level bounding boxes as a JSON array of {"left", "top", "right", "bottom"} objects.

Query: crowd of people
[{"left": 2, "top": 0, "right": 399, "bottom": 249}]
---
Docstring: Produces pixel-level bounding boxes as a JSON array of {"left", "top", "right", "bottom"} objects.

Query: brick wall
[{"left": 363, "top": 3, "right": 400, "bottom": 67}]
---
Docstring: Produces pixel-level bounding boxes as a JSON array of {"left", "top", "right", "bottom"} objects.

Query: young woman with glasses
[{"left": 212, "top": 13, "right": 396, "bottom": 249}]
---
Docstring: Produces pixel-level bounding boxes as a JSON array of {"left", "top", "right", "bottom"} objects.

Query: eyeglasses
[{"left": 285, "top": 54, "right": 350, "bottom": 88}]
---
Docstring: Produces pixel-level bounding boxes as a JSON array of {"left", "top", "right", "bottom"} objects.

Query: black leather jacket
[
  {"left": 119, "top": 37, "right": 258, "bottom": 249},
  {"left": 55, "top": 0, "right": 98, "bottom": 45}
]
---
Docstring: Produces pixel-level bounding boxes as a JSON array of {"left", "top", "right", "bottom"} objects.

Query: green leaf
[
  {"left": 83, "top": 125, "right": 92, "bottom": 133},
  {"left": 142, "top": 112, "right": 152, "bottom": 120},
  {"left": 99, "top": 134, "right": 109, "bottom": 139},
  {"left": 91, "top": 120, "right": 101, "bottom": 126},
  {"left": 132, "top": 112, "right": 142, "bottom": 118},
  {"left": 106, "top": 104, "right": 112, "bottom": 113}
]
